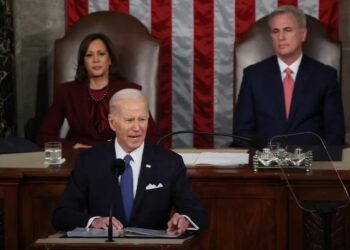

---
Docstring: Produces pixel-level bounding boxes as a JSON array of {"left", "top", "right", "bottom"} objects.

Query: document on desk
[
  {"left": 67, "top": 227, "right": 180, "bottom": 238},
  {"left": 0, "top": 151, "right": 46, "bottom": 168},
  {"left": 125, "top": 227, "right": 180, "bottom": 237},
  {"left": 179, "top": 152, "right": 249, "bottom": 166}
]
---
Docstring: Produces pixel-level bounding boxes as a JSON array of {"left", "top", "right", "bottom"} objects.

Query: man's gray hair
[
  {"left": 109, "top": 88, "right": 147, "bottom": 114},
  {"left": 268, "top": 5, "right": 306, "bottom": 28}
]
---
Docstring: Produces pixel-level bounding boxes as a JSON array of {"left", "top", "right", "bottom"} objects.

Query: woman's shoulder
[
  {"left": 56, "top": 80, "right": 86, "bottom": 93},
  {"left": 53, "top": 81, "right": 87, "bottom": 101},
  {"left": 109, "top": 79, "right": 142, "bottom": 91},
  {"left": 57, "top": 80, "right": 84, "bottom": 88}
]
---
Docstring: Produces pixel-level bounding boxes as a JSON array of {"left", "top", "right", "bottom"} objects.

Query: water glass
[{"left": 44, "top": 142, "right": 62, "bottom": 164}]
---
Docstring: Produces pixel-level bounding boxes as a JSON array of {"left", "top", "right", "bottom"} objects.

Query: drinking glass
[{"left": 44, "top": 142, "right": 62, "bottom": 164}]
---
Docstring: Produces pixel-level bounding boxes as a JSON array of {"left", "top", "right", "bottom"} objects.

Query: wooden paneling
[
  {"left": 20, "top": 183, "right": 66, "bottom": 250},
  {"left": 190, "top": 173, "right": 288, "bottom": 250},
  {"left": 1, "top": 150, "right": 350, "bottom": 250},
  {"left": 30, "top": 233, "right": 198, "bottom": 250},
  {"left": 287, "top": 183, "right": 350, "bottom": 250},
  {"left": 17, "top": 167, "right": 350, "bottom": 250},
  {"left": 0, "top": 171, "right": 21, "bottom": 250}
]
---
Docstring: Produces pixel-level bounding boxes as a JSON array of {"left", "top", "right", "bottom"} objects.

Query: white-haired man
[{"left": 53, "top": 88, "right": 208, "bottom": 234}]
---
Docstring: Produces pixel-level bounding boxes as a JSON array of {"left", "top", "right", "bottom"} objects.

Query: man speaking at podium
[{"left": 52, "top": 89, "right": 208, "bottom": 234}]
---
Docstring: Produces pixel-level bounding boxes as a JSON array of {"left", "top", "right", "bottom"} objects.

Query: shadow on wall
[{"left": 24, "top": 56, "right": 50, "bottom": 143}]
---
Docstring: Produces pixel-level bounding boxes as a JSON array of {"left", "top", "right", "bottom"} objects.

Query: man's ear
[
  {"left": 301, "top": 27, "right": 307, "bottom": 42},
  {"left": 108, "top": 115, "right": 117, "bottom": 132}
]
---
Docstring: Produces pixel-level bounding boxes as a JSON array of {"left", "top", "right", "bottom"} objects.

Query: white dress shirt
[
  {"left": 277, "top": 54, "right": 303, "bottom": 82},
  {"left": 115, "top": 139, "right": 144, "bottom": 198},
  {"left": 87, "top": 139, "right": 199, "bottom": 230}
]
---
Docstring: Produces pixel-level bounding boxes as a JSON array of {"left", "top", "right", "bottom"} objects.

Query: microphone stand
[
  {"left": 106, "top": 159, "right": 125, "bottom": 242},
  {"left": 269, "top": 132, "right": 350, "bottom": 249},
  {"left": 106, "top": 206, "right": 114, "bottom": 242},
  {"left": 156, "top": 130, "right": 251, "bottom": 145}
]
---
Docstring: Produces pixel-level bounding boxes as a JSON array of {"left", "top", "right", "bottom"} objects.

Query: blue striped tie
[{"left": 120, "top": 155, "right": 134, "bottom": 223}]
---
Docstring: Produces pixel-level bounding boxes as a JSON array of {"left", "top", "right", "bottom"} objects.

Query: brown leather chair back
[
  {"left": 234, "top": 14, "right": 341, "bottom": 102},
  {"left": 54, "top": 11, "right": 160, "bottom": 121}
]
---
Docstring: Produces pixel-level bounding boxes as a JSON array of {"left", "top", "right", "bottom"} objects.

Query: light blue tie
[{"left": 120, "top": 155, "right": 134, "bottom": 223}]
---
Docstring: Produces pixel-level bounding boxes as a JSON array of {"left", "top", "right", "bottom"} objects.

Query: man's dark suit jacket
[
  {"left": 52, "top": 140, "right": 208, "bottom": 231},
  {"left": 233, "top": 55, "right": 345, "bottom": 147}
]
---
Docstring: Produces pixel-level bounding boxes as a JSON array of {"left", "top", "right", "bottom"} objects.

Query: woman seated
[{"left": 37, "top": 33, "right": 159, "bottom": 149}]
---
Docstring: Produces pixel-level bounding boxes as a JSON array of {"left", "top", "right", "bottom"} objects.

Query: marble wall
[
  {"left": 12, "top": 0, "right": 350, "bottom": 143},
  {"left": 13, "top": 0, "right": 65, "bottom": 137}
]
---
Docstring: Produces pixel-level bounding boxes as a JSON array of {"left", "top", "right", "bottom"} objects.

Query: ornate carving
[
  {"left": 304, "top": 210, "right": 346, "bottom": 250},
  {"left": 0, "top": 0, "right": 15, "bottom": 137}
]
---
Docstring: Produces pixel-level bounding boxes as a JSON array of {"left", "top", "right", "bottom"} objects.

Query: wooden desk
[
  {"left": 0, "top": 170, "right": 21, "bottom": 250},
  {"left": 1, "top": 149, "right": 350, "bottom": 250},
  {"left": 30, "top": 232, "right": 197, "bottom": 250}
]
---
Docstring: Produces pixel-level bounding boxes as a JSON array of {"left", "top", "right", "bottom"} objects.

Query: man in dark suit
[
  {"left": 233, "top": 5, "right": 345, "bottom": 148},
  {"left": 52, "top": 88, "right": 208, "bottom": 234}
]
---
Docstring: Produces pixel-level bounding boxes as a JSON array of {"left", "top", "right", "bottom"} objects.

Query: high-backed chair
[
  {"left": 234, "top": 14, "right": 341, "bottom": 103},
  {"left": 54, "top": 11, "right": 160, "bottom": 121}
]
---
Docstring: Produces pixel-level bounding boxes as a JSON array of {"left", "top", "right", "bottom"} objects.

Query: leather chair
[
  {"left": 234, "top": 14, "right": 341, "bottom": 102},
  {"left": 54, "top": 11, "right": 160, "bottom": 121}
]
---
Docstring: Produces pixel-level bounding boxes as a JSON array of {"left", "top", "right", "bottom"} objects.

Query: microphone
[
  {"left": 112, "top": 158, "right": 126, "bottom": 176},
  {"left": 106, "top": 159, "right": 125, "bottom": 242},
  {"left": 156, "top": 130, "right": 251, "bottom": 146}
]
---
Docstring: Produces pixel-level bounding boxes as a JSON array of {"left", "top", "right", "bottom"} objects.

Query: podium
[
  {"left": 2, "top": 148, "right": 350, "bottom": 249},
  {"left": 30, "top": 233, "right": 197, "bottom": 250}
]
